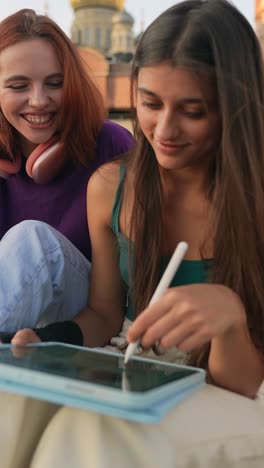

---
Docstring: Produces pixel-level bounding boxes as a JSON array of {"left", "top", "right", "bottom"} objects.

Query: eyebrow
[
  {"left": 3, "top": 73, "right": 64, "bottom": 84},
  {"left": 137, "top": 87, "right": 204, "bottom": 104}
]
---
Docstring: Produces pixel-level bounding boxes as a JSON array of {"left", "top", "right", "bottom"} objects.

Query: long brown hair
[
  {"left": 0, "top": 9, "right": 105, "bottom": 165},
  {"left": 126, "top": 0, "right": 264, "bottom": 367}
]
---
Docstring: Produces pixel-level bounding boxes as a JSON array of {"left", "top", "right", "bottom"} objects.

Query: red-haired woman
[{"left": 0, "top": 9, "right": 133, "bottom": 336}]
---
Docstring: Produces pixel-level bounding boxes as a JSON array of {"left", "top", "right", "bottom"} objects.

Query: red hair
[{"left": 0, "top": 9, "right": 105, "bottom": 165}]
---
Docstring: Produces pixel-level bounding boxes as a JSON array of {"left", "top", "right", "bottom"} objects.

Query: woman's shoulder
[
  {"left": 87, "top": 161, "right": 122, "bottom": 210},
  {"left": 99, "top": 119, "right": 132, "bottom": 140},
  {"left": 96, "top": 120, "right": 134, "bottom": 159}
]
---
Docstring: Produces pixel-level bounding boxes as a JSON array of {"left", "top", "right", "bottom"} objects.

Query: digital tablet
[{"left": 0, "top": 342, "right": 206, "bottom": 422}]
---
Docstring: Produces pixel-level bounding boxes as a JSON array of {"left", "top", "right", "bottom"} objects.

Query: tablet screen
[{"left": 0, "top": 345, "right": 198, "bottom": 392}]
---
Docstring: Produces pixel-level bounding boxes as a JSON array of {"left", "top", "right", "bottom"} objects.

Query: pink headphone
[{"left": 0, "top": 135, "right": 65, "bottom": 184}]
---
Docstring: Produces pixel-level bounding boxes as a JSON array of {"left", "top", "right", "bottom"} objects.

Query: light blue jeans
[{"left": 0, "top": 220, "right": 91, "bottom": 332}]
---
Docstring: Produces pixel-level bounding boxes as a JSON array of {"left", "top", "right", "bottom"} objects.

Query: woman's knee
[
  {"left": 2, "top": 220, "right": 56, "bottom": 244},
  {"left": 1, "top": 221, "right": 65, "bottom": 257}
]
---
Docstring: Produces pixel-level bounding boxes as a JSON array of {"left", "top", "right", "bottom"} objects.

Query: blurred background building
[
  {"left": 70, "top": 0, "right": 138, "bottom": 130},
  {"left": 256, "top": 0, "right": 264, "bottom": 52}
]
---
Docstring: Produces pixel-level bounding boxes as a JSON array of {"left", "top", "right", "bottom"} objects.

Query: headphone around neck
[{"left": 0, "top": 135, "right": 64, "bottom": 184}]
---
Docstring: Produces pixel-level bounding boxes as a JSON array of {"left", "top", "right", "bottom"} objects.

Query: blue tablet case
[
  {"left": 0, "top": 378, "right": 205, "bottom": 423},
  {"left": 0, "top": 343, "right": 206, "bottom": 423}
]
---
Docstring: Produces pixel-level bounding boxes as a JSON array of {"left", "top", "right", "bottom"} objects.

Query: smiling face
[
  {"left": 136, "top": 62, "right": 221, "bottom": 176},
  {"left": 0, "top": 38, "right": 63, "bottom": 157}
]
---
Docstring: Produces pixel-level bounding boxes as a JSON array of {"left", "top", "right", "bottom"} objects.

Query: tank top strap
[{"left": 111, "top": 164, "right": 126, "bottom": 235}]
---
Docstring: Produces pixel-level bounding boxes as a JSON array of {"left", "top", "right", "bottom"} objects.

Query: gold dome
[{"left": 70, "top": 0, "right": 124, "bottom": 11}]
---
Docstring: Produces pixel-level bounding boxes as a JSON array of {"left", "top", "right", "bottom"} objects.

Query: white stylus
[{"left": 124, "top": 241, "right": 189, "bottom": 364}]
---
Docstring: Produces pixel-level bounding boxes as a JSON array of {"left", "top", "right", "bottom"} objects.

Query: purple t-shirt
[{"left": 0, "top": 120, "right": 133, "bottom": 261}]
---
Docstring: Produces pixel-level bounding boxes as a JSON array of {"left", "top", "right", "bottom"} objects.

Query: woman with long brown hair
[{"left": 0, "top": 8, "right": 132, "bottom": 335}]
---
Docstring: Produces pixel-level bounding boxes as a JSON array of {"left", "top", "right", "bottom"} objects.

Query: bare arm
[
  {"left": 74, "top": 164, "right": 125, "bottom": 347},
  {"left": 208, "top": 319, "right": 264, "bottom": 398}
]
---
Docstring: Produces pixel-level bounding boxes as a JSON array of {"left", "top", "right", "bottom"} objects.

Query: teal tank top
[{"left": 111, "top": 166, "right": 210, "bottom": 320}]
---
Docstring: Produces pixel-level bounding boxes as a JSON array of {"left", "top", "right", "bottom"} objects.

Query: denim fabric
[{"left": 0, "top": 220, "right": 90, "bottom": 332}]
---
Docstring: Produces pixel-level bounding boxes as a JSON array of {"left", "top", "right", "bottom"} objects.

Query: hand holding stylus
[
  {"left": 125, "top": 243, "right": 246, "bottom": 364},
  {"left": 124, "top": 242, "right": 189, "bottom": 364}
]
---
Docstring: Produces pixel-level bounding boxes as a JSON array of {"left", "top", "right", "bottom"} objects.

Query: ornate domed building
[
  {"left": 69, "top": 0, "right": 135, "bottom": 130},
  {"left": 70, "top": 0, "right": 134, "bottom": 56}
]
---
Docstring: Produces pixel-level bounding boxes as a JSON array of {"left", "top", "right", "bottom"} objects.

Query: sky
[{"left": 0, "top": 1, "right": 255, "bottom": 37}]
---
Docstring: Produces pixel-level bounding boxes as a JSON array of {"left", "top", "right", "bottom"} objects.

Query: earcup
[
  {"left": 0, "top": 156, "right": 22, "bottom": 179},
  {"left": 26, "top": 136, "right": 64, "bottom": 184},
  {"left": 0, "top": 135, "right": 64, "bottom": 183}
]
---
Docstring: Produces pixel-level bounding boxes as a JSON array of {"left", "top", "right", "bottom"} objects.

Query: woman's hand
[
  {"left": 11, "top": 329, "right": 41, "bottom": 346},
  {"left": 127, "top": 284, "right": 246, "bottom": 352}
]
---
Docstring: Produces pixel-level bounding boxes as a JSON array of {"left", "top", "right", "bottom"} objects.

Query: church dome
[{"left": 70, "top": 0, "right": 124, "bottom": 11}]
